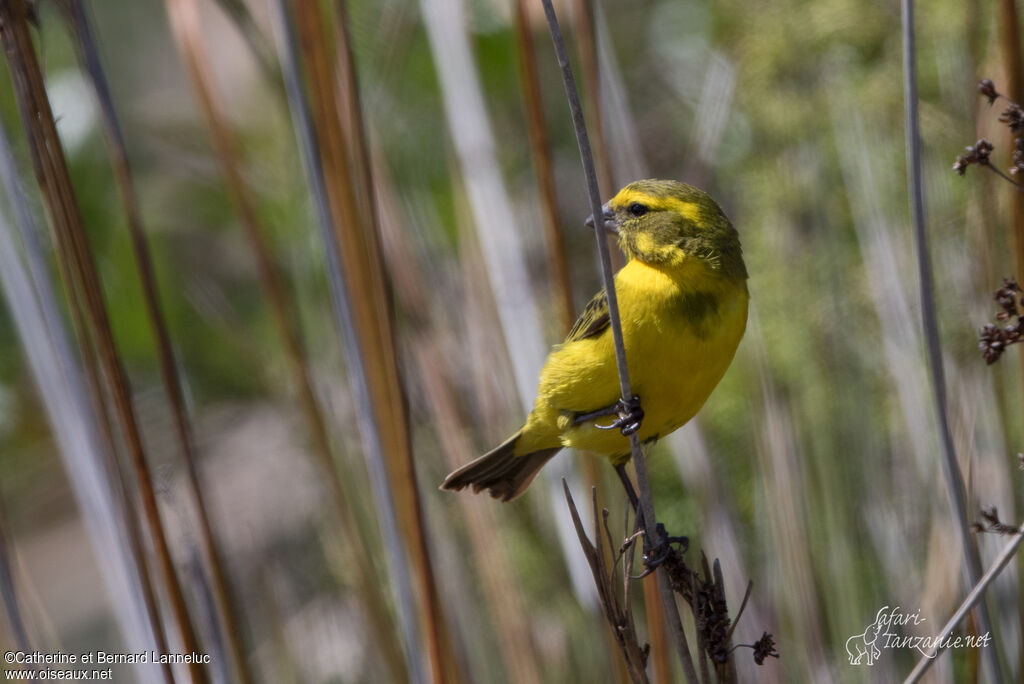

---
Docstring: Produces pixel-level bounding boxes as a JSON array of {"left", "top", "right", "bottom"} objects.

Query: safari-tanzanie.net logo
[{"left": 845, "top": 606, "right": 992, "bottom": 666}]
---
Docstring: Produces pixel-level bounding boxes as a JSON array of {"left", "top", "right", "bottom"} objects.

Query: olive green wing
[
  {"left": 536, "top": 287, "right": 619, "bottom": 415},
  {"left": 565, "top": 289, "right": 610, "bottom": 342}
]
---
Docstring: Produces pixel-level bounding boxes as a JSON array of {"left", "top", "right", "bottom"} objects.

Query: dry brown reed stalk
[
  {"left": 994, "top": 8, "right": 1024, "bottom": 671},
  {"left": 570, "top": 0, "right": 612, "bottom": 209},
  {"left": 414, "top": 345, "right": 543, "bottom": 684},
  {"left": 68, "top": 314, "right": 177, "bottom": 684},
  {"left": 0, "top": 501, "right": 31, "bottom": 660},
  {"left": 0, "top": 122, "right": 175, "bottom": 684},
  {"left": 289, "top": 2, "right": 456, "bottom": 681},
  {"left": 11, "top": 168, "right": 175, "bottom": 684},
  {"left": 641, "top": 575, "right": 670, "bottom": 684},
  {"left": 998, "top": 0, "right": 1024, "bottom": 277},
  {"left": 71, "top": 319, "right": 177, "bottom": 684},
  {"left": 331, "top": 0, "right": 375, "bottom": 231},
  {"left": 0, "top": 4, "right": 206, "bottom": 682},
  {"left": 162, "top": 1, "right": 414, "bottom": 680},
  {"left": 370, "top": 151, "right": 544, "bottom": 683},
  {"left": 268, "top": 2, "right": 423, "bottom": 679},
  {"left": 563, "top": 484, "right": 650, "bottom": 684},
  {"left": 570, "top": 0, "right": 621, "bottom": 272},
  {"left": 513, "top": 0, "right": 575, "bottom": 333},
  {"left": 56, "top": 4, "right": 252, "bottom": 681}
]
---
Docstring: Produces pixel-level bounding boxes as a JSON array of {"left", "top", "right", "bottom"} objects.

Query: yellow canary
[{"left": 442, "top": 179, "right": 749, "bottom": 501}]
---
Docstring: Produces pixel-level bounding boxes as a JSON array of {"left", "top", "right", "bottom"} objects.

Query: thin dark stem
[
  {"left": 0, "top": 121, "right": 174, "bottom": 684},
  {"left": 539, "top": 1, "right": 698, "bottom": 681},
  {"left": 723, "top": 581, "right": 754, "bottom": 644},
  {"left": 614, "top": 463, "right": 639, "bottom": 511},
  {"left": 268, "top": 2, "right": 423, "bottom": 682},
  {"left": 0, "top": 4, "right": 205, "bottom": 680},
  {"left": 59, "top": 4, "right": 252, "bottom": 682},
  {"left": 0, "top": 502, "right": 31, "bottom": 659},
  {"left": 512, "top": 0, "right": 575, "bottom": 333},
  {"left": 325, "top": 2, "right": 454, "bottom": 680},
  {"left": 984, "top": 163, "right": 1024, "bottom": 191},
  {"left": 902, "top": 1, "right": 1001, "bottom": 682},
  {"left": 906, "top": 527, "right": 1024, "bottom": 681}
]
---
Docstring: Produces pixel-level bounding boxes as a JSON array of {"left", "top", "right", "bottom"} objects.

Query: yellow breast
[{"left": 523, "top": 258, "right": 748, "bottom": 461}]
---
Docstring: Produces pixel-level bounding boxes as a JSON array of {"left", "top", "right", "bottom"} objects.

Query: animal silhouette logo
[{"left": 846, "top": 607, "right": 888, "bottom": 666}]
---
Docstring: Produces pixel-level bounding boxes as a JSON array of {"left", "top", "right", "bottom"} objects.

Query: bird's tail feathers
[{"left": 441, "top": 431, "right": 560, "bottom": 502}]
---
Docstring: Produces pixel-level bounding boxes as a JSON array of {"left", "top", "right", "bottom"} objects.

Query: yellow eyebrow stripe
[{"left": 609, "top": 190, "right": 701, "bottom": 222}]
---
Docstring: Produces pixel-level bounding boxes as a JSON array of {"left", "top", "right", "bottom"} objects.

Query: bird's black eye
[{"left": 628, "top": 202, "right": 648, "bottom": 217}]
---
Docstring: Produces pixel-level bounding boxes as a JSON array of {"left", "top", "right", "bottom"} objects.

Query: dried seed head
[
  {"left": 979, "top": 78, "right": 999, "bottom": 104},
  {"left": 980, "top": 280, "right": 1024, "bottom": 364},
  {"left": 752, "top": 633, "right": 779, "bottom": 665},
  {"left": 1001, "top": 104, "right": 1024, "bottom": 132},
  {"left": 953, "top": 139, "right": 995, "bottom": 175}
]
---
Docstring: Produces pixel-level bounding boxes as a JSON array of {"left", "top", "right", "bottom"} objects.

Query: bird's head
[{"left": 588, "top": 179, "right": 747, "bottom": 279}]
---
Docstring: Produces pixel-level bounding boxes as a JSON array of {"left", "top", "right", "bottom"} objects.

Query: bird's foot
[
  {"left": 635, "top": 523, "right": 688, "bottom": 578},
  {"left": 579, "top": 395, "right": 643, "bottom": 436}
]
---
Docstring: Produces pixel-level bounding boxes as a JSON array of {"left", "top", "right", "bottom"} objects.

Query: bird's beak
[{"left": 584, "top": 203, "right": 618, "bottom": 235}]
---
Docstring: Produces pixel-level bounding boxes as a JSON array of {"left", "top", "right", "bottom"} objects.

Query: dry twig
[{"left": 563, "top": 483, "right": 650, "bottom": 684}]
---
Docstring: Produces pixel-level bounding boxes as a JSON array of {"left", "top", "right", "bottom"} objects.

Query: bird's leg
[
  {"left": 614, "top": 463, "right": 688, "bottom": 577},
  {"left": 614, "top": 463, "right": 640, "bottom": 512},
  {"left": 573, "top": 395, "right": 644, "bottom": 436}
]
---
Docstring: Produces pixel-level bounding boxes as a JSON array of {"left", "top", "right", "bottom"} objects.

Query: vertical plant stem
[
  {"left": 332, "top": 0, "right": 376, "bottom": 231},
  {"left": 570, "top": 0, "right": 621, "bottom": 271},
  {"left": 999, "top": 0, "right": 1024, "bottom": 283},
  {"left": 512, "top": 8, "right": 628, "bottom": 672},
  {"left": 56, "top": 4, "right": 252, "bottom": 682},
  {"left": 512, "top": 0, "right": 575, "bottom": 333},
  {"left": 414, "top": 343, "right": 544, "bottom": 683},
  {"left": 0, "top": 501, "right": 31, "bottom": 659},
  {"left": 563, "top": 483, "right": 651, "bottom": 683},
  {"left": 538, "top": 1, "right": 698, "bottom": 681},
  {"left": 421, "top": 0, "right": 597, "bottom": 608},
  {"left": 369, "top": 141, "right": 544, "bottom": 682},
  {"left": 163, "top": 1, "right": 418, "bottom": 681},
  {"left": 0, "top": 121, "right": 173, "bottom": 684},
  {"left": 642, "top": 575, "right": 671, "bottom": 684},
  {"left": 0, "top": 5, "right": 206, "bottom": 682},
  {"left": 286, "top": 1, "right": 455, "bottom": 681},
  {"left": 571, "top": 0, "right": 613, "bottom": 196},
  {"left": 62, "top": 278, "right": 177, "bottom": 684},
  {"left": 901, "top": 1, "right": 1000, "bottom": 682},
  {"left": 993, "top": 5, "right": 1024, "bottom": 672},
  {"left": 268, "top": 2, "right": 425, "bottom": 681}
]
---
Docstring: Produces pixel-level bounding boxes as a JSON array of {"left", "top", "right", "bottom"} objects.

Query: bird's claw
[
  {"left": 595, "top": 395, "right": 644, "bottom": 436},
  {"left": 633, "top": 524, "right": 688, "bottom": 578}
]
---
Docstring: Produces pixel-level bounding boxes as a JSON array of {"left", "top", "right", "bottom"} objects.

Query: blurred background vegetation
[{"left": 0, "top": 0, "right": 1021, "bottom": 682}]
